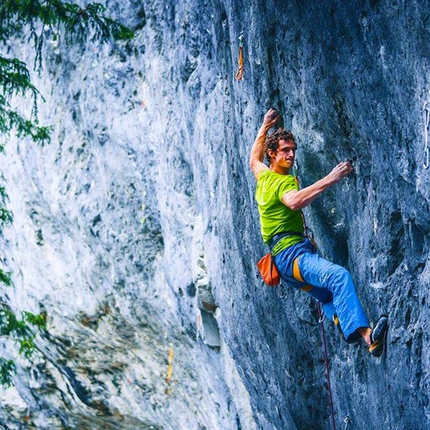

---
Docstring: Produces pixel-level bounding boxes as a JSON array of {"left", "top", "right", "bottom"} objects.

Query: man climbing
[{"left": 250, "top": 108, "right": 388, "bottom": 356}]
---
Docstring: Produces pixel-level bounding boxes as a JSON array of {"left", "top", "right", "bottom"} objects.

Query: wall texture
[{"left": 0, "top": 0, "right": 429, "bottom": 429}]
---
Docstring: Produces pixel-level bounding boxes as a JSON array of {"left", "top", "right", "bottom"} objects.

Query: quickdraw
[
  {"left": 235, "top": 33, "right": 244, "bottom": 81},
  {"left": 423, "top": 101, "right": 430, "bottom": 169},
  {"left": 344, "top": 414, "right": 352, "bottom": 429}
]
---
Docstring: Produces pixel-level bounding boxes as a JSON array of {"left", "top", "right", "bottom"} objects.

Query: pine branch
[
  {"left": 0, "top": 58, "right": 50, "bottom": 142},
  {"left": 0, "top": 56, "right": 40, "bottom": 98},
  {"left": 0, "top": 183, "right": 8, "bottom": 202},
  {"left": 0, "top": 358, "right": 16, "bottom": 387},
  {"left": 0, "top": 0, "right": 133, "bottom": 388},
  {"left": 0, "top": 100, "right": 52, "bottom": 144},
  {"left": 0, "top": 269, "right": 12, "bottom": 287},
  {"left": 0, "top": 1, "right": 134, "bottom": 142},
  {"left": 0, "top": 0, "right": 134, "bottom": 43},
  {"left": 0, "top": 207, "right": 13, "bottom": 229}
]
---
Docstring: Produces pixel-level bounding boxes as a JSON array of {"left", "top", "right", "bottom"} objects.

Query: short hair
[{"left": 265, "top": 129, "right": 296, "bottom": 163}]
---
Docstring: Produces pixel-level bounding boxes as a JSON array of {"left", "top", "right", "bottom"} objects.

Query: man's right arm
[{"left": 249, "top": 108, "right": 279, "bottom": 180}]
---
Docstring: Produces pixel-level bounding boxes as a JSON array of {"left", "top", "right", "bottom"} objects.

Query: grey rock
[{"left": 0, "top": 0, "right": 429, "bottom": 429}]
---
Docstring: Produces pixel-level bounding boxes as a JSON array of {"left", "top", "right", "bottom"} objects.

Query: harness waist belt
[{"left": 269, "top": 231, "right": 305, "bottom": 251}]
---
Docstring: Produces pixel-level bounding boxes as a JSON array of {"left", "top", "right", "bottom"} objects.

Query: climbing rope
[
  {"left": 294, "top": 165, "right": 337, "bottom": 429},
  {"left": 423, "top": 101, "right": 430, "bottom": 169},
  {"left": 235, "top": 33, "right": 244, "bottom": 81},
  {"left": 317, "top": 303, "right": 337, "bottom": 430}
]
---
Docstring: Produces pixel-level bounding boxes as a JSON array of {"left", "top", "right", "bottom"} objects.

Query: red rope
[
  {"left": 295, "top": 172, "right": 336, "bottom": 429},
  {"left": 317, "top": 303, "right": 337, "bottom": 430}
]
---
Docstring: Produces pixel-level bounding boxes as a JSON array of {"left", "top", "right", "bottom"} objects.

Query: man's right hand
[{"left": 263, "top": 108, "right": 281, "bottom": 129}]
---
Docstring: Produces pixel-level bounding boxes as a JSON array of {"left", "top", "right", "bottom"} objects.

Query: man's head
[{"left": 265, "top": 129, "right": 297, "bottom": 166}]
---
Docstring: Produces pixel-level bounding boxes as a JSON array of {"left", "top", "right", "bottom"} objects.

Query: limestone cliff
[{"left": 0, "top": 0, "right": 429, "bottom": 429}]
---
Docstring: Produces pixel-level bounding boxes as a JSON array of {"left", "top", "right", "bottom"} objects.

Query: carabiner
[{"left": 344, "top": 414, "right": 352, "bottom": 429}]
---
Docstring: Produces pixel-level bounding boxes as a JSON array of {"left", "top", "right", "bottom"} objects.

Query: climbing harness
[
  {"left": 423, "top": 101, "right": 430, "bottom": 169},
  {"left": 235, "top": 33, "right": 244, "bottom": 81}
]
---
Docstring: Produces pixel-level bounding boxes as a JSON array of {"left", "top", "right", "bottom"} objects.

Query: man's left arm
[{"left": 282, "top": 161, "right": 354, "bottom": 210}]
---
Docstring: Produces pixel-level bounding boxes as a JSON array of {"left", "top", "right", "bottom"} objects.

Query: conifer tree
[{"left": 0, "top": 0, "right": 133, "bottom": 386}]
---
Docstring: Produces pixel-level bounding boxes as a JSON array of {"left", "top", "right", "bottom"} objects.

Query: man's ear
[{"left": 267, "top": 149, "right": 276, "bottom": 159}]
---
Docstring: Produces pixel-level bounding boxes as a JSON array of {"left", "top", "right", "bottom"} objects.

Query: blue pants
[{"left": 274, "top": 239, "right": 369, "bottom": 342}]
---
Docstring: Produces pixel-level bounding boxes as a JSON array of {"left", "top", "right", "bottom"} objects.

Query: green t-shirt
[{"left": 255, "top": 170, "right": 304, "bottom": 255}]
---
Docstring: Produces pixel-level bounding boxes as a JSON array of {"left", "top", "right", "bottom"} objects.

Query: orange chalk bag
[{"left": 256, "top": 253, "right": 280, "bottom": 287}]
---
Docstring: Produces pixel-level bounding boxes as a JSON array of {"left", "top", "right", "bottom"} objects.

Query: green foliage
[
  {"left": 22, "top": 311, "right": 47, "bottom": 328},
  {"left": 0, "top": 0, "right": 135, "bottom": 43},
  {"left": 0, "top": 306, "right": 48, "bottom": 380},
  {"left": 0, "top": 308, "right": 32, "bottom": 338},
  {"left": 0, "top": 58, "right": 51, "bottom": 144},
  {"left": 0, "top": 207, "right": 13, "bottom": 229},
  {"left": 0, "top": 57, "right": 39, "bottom": 97},
  {"left": 18, "top": 337, "right": 36, "bottom": 359},
  {"left": 0, "top": 104, "right": 52, "bottom": 145},
  {"left": 0, "top": 269, "right": 12, "bottom": 287},
  {"left": 0, "top": 180, "right": 13, "bottom": 233},
  {"left": 0, "top": 358, "right": 16, "bottom": 387},
  {"left": 0, "top": 0, "right": 134, "bottom": 140},
  {"left": 0, "top": 0, "right": 134, "bottom": 387},
  {"left": 0, "top": 0, "right": 134, "bottom": 74}
]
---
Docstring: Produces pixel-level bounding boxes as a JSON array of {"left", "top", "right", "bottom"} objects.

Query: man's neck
[{"left": 270, "top": 164, "right": 290, "bottom": 175}]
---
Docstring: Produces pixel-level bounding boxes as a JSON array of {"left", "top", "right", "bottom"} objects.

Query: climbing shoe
[{"left": 368, "top": 315, "right": 389, "bottom": 357}]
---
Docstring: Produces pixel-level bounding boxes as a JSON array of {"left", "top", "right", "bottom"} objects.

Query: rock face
[{"left": 0, "top": 0, "right": 429, "bottom": 429}]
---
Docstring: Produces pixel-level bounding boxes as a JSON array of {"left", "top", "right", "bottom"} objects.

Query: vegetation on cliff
[{"left": 0, "top": 0, "right": 133, "bottom": 386}]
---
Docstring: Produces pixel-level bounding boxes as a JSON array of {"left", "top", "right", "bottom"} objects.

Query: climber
[{"left": 249, "top": 108, "right": 388, "bottom": 356}]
